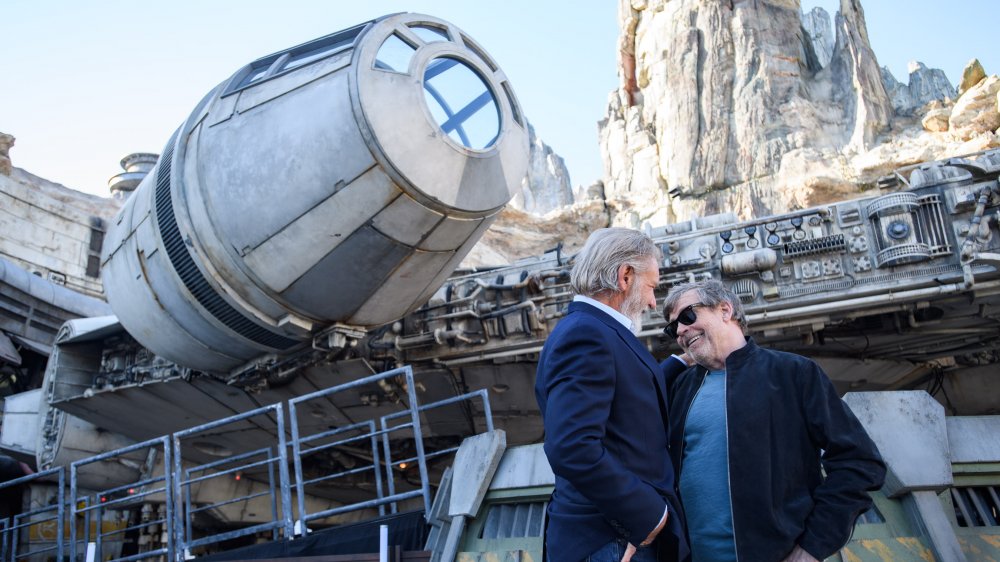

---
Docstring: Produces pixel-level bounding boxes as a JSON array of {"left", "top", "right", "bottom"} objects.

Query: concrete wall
[{"left": 0, "top": 169, "right": 119, "bottom": 298}]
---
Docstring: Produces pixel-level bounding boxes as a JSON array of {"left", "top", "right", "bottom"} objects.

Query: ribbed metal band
[{"left": 153, "top": 131, "right": 298, "bottom": 350}]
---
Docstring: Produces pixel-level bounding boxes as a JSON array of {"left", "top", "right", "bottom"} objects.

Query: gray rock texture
[
  {"left": 883, "top": 62, "right": 957, "bottom": 116},
  {"left": 509, "top": 123, "right": 575, "bottom": 216},
  {"left": 801, "top": 7, "right": 834, "bottom": 70},
  {"left": 472, "top": 1, "right": 1000, "bottom": 266},
  {"left": 598, "top": 0, "right": 893, "bottom": 224}
]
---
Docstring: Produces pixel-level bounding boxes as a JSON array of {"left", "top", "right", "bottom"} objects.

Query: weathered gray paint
[
  {"left": 844, "top": 390, "right": 953, "bottom": 496},
  {"left": 100, "top": 13, "right": 529, "bottom": 373}
]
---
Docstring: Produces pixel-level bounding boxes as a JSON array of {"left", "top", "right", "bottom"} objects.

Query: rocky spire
[
  {"left": 827, "top": 0, "right": 894, "bottom": 151},
  {"left": 801, "top": 7, "right": 834, "bottom": 70},
  {"left": 598, "top": 0, "right": 895, "bottom": 223},
  {"left": 882, "top": 62, "right": 957, "bottom": 116},
  {"left": 509, "top": 123, "right": 575, "bottom": 215}
]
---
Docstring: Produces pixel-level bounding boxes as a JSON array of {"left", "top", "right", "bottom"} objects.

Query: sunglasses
[{"left": 662, "top": 303, "right": 708, "bottom": 339}]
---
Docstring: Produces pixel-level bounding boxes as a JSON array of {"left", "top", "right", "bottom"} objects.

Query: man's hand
[
  {"left": 782, "top": 545, "right": 819, "bottom": 562},
  {"left": 620, "top": 508, "right": 668, "bottom": 561},
  {"left": 640, "top": 508, "right": 668, "bottom": 546}
]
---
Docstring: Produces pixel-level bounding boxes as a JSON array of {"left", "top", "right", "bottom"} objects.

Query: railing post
[
  {"left": 275, "top": 403, "right": 294, "bottom": 540},
  {"left": 403, "top": 367, "right": 432, "bottom": 516}
]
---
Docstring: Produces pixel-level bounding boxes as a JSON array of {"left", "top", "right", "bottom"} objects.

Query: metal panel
[
  {"left": 234, "top": 51, "right": 352, "bottom": 116},
  {"left": 419, "top": 215, "right": 483, "bottom": 252},
  {"left": 280, "top": 225, "right": 411, "bottom": 321},
  {"left": 201, "top": 69, "right": 376, "bottom": 253},
  {"left": 245, "top": 166, "right": 400, "bottom": 292},
  {"left": 0, "top": 330, "right": 20, "bottom": 364},
  {"left": 103, "top": 220, "right": 251, "bottom": 371},
  {"left": 349, "top": 249, "right": 455, "bottom": 325},
  {"left": 0, "top": 388, "right": 40, "bottom": 459},
  {"left": 371, "top": 192, "right": 444, "bottom": 246}
]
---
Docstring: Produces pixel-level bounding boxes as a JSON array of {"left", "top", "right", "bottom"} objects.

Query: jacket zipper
[{"left": 724, "top": 369, "right": 740, "bottom": 562}]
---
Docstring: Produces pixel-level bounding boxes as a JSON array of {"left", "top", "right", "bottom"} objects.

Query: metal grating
[
  {"left": 478, "top": 501, "right": 546, "bottom": 539},
  {"left": 783, "top": 234, "right": 846, "bottom": 258},
  {"left": 153, "top": 131, "right": 298, "bottom": 350},
  {"left": 952, "top": 486, "right": 1000, "bottom": 527},
  {"left": 918, "top": 194, "right": 953, "bottom": 257}
]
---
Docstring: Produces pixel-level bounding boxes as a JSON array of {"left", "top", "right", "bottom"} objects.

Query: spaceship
[{"left": 2, "top": 9, "right": 1000, "bottom": 561}]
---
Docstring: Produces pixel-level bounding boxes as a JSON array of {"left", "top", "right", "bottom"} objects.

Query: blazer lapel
[{"left": 572, "top": 302, "right": 669, "bottom": 406}]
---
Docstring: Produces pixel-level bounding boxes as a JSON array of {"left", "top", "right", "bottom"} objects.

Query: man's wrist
[{"left": 639, "top": 505, "right": 669, "bottom": 546}]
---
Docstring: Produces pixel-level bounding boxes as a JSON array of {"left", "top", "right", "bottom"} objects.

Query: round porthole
[{"left": 422, "top": 56, "right": 500, "bottom": 150}]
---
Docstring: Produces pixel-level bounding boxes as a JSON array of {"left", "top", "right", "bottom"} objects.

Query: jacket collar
[
  {"left": 569, "top": 300, "right": 665, "bottom": 387},
  {"left": 725, "top": 336, "right": 759, "bottom": 369},
  {"left": 692, "top": 336, "right": 760, "bottom": 376}
]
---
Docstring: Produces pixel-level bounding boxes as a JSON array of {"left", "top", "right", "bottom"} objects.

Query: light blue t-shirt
[{"left": 679, "top": 370, "right": 738, "bottom": 562}]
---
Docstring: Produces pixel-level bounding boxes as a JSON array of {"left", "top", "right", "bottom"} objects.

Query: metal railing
[
  {"left": 379, "top": 389, "right": 493, "bottom": 514},
  {"left": 71, "top": 436, "right": 173, "bottom": 562},
  {"left": 0, "top": 364, "right": 491, "bottom": 560},
  {"left": 2, "top": 467, "right": 65, "bottom": 561},
  {"left": 173, "top": 402, "right": 293, "bottom": 555},
  {"left": 289, "top": 366, "right": 431, "bottom": 526}
]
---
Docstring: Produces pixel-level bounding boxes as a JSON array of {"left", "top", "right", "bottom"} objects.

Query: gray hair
[
  {"left": 663, "top": 279, "right": 747, "bottom": 331},
  {"left": 570, "top": 228, "right": 660, "bottom": 298}
]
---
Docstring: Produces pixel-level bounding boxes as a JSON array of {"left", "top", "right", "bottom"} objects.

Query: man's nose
[{"left": 676, "top": 322, "right": 692, "bottom": 337}]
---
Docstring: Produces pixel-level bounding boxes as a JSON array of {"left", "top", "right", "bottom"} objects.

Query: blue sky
[{"left": 3, "top": 1, "right": 997, "bottom": 197}]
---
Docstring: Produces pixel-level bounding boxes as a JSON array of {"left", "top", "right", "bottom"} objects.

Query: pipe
[{"left": 638, "top": 280, "right": 1000, "bottom": 338}]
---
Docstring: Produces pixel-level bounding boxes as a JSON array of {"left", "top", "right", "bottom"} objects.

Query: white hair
[{"left": 570, "top": 228, "right": 660, "bottom": 298}]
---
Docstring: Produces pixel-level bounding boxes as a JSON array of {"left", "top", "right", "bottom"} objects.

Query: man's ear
[
  {"left": 616, "top": 264, "right": 633, "bottom": 292},
  {"left": 720, "top": 301, "right": 734, "bottom": 322}
]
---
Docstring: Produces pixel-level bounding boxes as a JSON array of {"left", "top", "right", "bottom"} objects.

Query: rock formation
[
  {"left": 882, "top": 62, "right": 956, "bottom": 116},
  {"left": 0, "top": 132, "right": 13, "bottom": 176},
  {"left": 509, "top": 123, "right": 575, "bottom": 215},
  {"left": 595, "top": 0, "right": 901, "bottom": 226},
  {"left": 587, "top": 0, "right": 997, "bottom": 232},
  {"left": 958, "top": 59, "right": 986, "bottom": 96},
  {"left": 470, "top": 0, "right": 996, "bottom": 265},
  {"left": 948, "top": 75, "right": 1000, "bottom": 140},
  {"left": 801, "top": 7, "right": 833, "bottom": 69}
]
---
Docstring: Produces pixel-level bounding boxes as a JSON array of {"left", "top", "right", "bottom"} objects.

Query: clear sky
[{"left": 3, "top": 1, "right": 997, "bottom": 198}]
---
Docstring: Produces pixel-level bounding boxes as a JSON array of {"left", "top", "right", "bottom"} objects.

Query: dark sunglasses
[{"left": 663, "top": 303, "right": 708, "bottom": 339}]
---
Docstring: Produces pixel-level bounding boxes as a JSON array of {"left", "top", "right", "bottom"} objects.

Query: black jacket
[{"left": 663, "top": 338, "right": 886, "bottom": 561}]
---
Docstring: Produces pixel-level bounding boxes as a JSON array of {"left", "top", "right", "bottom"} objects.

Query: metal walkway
[{"left": 0, "top": 365, "right": 492, "bottom": 561}]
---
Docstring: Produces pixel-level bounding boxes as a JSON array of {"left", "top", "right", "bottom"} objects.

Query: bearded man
[{"left": 535, "top": 228, "right": 688, "bottom": 562}]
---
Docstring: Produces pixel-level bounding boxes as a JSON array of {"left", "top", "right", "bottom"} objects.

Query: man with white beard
[{"left": 535, "top": 228, "right": 688, "bottom": 562}]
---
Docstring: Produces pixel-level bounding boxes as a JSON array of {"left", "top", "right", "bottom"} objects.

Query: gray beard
[{"left": 620, "top": 285, "right": 646, "bottom": 334}]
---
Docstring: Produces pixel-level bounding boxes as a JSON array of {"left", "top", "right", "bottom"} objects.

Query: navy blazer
[{"left": 535, "top": 301, "right": 688, "bottom": 561}]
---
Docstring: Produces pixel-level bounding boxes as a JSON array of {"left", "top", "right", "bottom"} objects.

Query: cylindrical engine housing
[{"left": 102, "top": 13, "right": 529, "bottom": 372}]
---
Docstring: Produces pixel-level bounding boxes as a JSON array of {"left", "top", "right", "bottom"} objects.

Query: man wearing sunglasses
[
  {"left": 535, "top": 228, "right": 688, "bottom": 562},
  {"left": 660, "top": 280, "right": 885, "bottom": 562}
]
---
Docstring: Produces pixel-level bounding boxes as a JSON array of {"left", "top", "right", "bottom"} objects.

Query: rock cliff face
[
  {"left": 477, "top": 2, "right": 1000, "bottom": 265},
  {"left": 509, "top": 123, "right": 575, "bottom": 215},
  {"left": 598, "top": 0, "right": 900, "bottom": 227},
  {"left": 801, "top": 7, "right": 833, "bottom": 69},
  {"left": 882, "top": 62, "right": 956, "bottom": 116}
]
